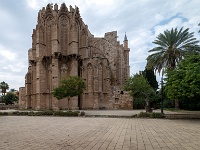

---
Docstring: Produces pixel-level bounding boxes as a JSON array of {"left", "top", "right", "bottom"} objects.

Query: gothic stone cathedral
[{"left": 19, "top": 3, "right": 132, "bottom": 110}]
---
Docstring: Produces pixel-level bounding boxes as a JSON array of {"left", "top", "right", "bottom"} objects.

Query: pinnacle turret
[
  {"left": 124, "top": 32, "right": 128, "bottom": 41},
  {"left": 123, "top": 32, "right": 128, "bottom": 48}
]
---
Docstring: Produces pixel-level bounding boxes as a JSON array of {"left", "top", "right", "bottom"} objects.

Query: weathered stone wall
[
  {"left": 18, "top": 87, "right": 26, "bottom": 109},
  {"left": 111, "top": 91, "right": 133, "bottom": 110}
]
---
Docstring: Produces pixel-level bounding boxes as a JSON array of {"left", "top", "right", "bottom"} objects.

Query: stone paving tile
[{"left": 0, "top": 116, "right": 200, "bottom": 150}]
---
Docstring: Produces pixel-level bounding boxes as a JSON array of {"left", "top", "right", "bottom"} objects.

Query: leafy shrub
[
  {"left": 137, "top": 112, "right": 165, "bottom": 118},
  {"left": 28, "top": 111, "right": 35, "bottom": 116},
  {"left": 68, "top": 111, "right": 78, "bottom": 116},
  {"left": 137, "top": 112, "right": 150, "bottom": 118},
  {"left": 3, "top": 112, "right": 8, "bottom": 115},
  {"left": 34, "top": 112, "right": 42, "bottom": 116},
  {"left": 0, "top": 112, "right": 15, "bottom": 116},
  {"left": 66, "top": 111, "right": 72, "bottom": 116},
  {"left": 11, "top": 111, "right": 20, "bottom": 115},
  {"left": 0, "top": 110, "right": 79, "bottom": 117},
  {"left": 53, "top": 111, "right": 79, "bottom": 116},
  {"left": 41, "top": 111, "right": 54, "bottom": 116},
  {"left": 74, "top": 111, "right": 80, "bottom": 113},
  {"left": 131, "top": 114, "right": 137, "bottom": 118},
  {"left": 72, "top": 111, "right": 79, "bottom": 116},
  {"left": 18, "top": 112, "right": 29, "bottom": 116},
  {"left": 150, "top": 112, "right": 165, "bottom": 118},
  {"left": 54, "top": 111, "right": 66, "bottom": 116},
  {"left": 0, "top": 111, "right": 28, "bottom": 116}
]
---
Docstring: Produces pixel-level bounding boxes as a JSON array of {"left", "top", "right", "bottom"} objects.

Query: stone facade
[{"left": 19, "top": 3, "right": 131, "bottom": 110}]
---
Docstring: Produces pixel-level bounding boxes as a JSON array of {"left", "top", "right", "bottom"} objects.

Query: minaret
[
  {"left": 124, "top": 32, "right": 128, "bottom": 48},
  {"left": 123, "top": 33, "right": 130, "bottom": 78}
]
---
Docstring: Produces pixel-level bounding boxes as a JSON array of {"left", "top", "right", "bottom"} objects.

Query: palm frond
[{"left": 147, "top": 27, "right": 199, "bottom": 74}]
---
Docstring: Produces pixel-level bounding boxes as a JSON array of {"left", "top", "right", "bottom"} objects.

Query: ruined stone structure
[
  {"left": 19, "top": 3, "right": 131, "bottom": 110},
  {"left": 18, "top": 87, "right": 26, "bottom": 108}
]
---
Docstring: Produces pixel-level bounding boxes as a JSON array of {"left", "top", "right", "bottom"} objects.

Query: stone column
[
  {"left": 25, "top": 72, "right": 31, "bottom": 109},
  {"left": 69, "top": 17, "right": 78, "bottom": 55},
  {"left": 35, "top": 58, "right": 48, "bottom": 109},
  {"left": 31, "top": 64, "right": 37, "bottom": 108},
  {"left": 35, "top": 23, "right": 47, "bottom": 110},
  {"left": 51, "top": 22, "right": 60, "bottom": 54},
  {"left": 50, "top": 21, "right": 60, "bottom": 110},
  {"left": 51, "top": 55, "right": 60, "bottom": 110},
  {"left": 35, "top": 57, "right": 42, "bottom": 110},
  {"left": 69, "top": 57, "right": 79, "bottom": 110}
]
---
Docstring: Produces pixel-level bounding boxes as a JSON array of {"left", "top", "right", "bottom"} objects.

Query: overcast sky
[{"left": 0, "top": 0, "right": 200, "bottom": 90}]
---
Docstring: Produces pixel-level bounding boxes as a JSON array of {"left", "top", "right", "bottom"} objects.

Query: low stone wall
[
  {"left": 0, "top": 105, "right": 18, "bottom": 110},
  {"left": 165, "top": 114, "right": 200, "bottom": 119},
  {"left": 109, "top": 90, "right": 133, "bottom": 110}
]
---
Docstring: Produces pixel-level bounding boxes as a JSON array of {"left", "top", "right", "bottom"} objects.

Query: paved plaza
[{"left": 0, "top": 116, "right": 200, "bottom": 150}]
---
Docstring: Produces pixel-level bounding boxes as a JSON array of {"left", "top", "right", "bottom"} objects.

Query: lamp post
[{"left": 161, "top": 75, "right": 164, "bottom": 114}]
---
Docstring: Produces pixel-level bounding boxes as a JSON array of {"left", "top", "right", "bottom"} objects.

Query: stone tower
[{"left": 19, "top": 3, "right": 131, "bottom": 110}]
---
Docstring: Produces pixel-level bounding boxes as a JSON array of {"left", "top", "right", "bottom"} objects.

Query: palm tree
[
  {"left": 147, "top": 27, "right": 199, "bottom": 109},
  {"left": 0, "top": 81, "right": 9, "bottom": 96},
  {"left": 147, "top": 27, "right": 199, "bottom": 73}
]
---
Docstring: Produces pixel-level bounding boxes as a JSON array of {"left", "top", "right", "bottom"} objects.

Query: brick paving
[{"left": 0, "top": 116, "right": 200, "bottom": 150}]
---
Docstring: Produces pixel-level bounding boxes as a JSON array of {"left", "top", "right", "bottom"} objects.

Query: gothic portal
[{"left": 19, "top": 3, "right": 131, "bottom": 110}]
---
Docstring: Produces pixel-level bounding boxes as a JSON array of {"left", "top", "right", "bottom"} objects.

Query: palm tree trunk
[{"left": 175, "top": 99, "right": 179, "bottom": 109}]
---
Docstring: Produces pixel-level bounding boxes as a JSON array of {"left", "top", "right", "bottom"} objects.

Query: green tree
[
  {"left": 124, "top": 74, "right": 155, "bottom": 112},
  {"left": 147, "top": 27, "right": 199, "bottom": 109},
  {"left": 165, "top": 55, "right": 200, "bottom": 109},
  {"left": 2, "top": 92, "right": 18, "bottom": 105},
  {"left": 141, "top": 67, "right": 158, "bottom": 91},
  {"left": 0, "top": 81, "right": 9, "bottom": 96},
  {"left": 52, "top": 76, "right": 86, "bottom": 110}
]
